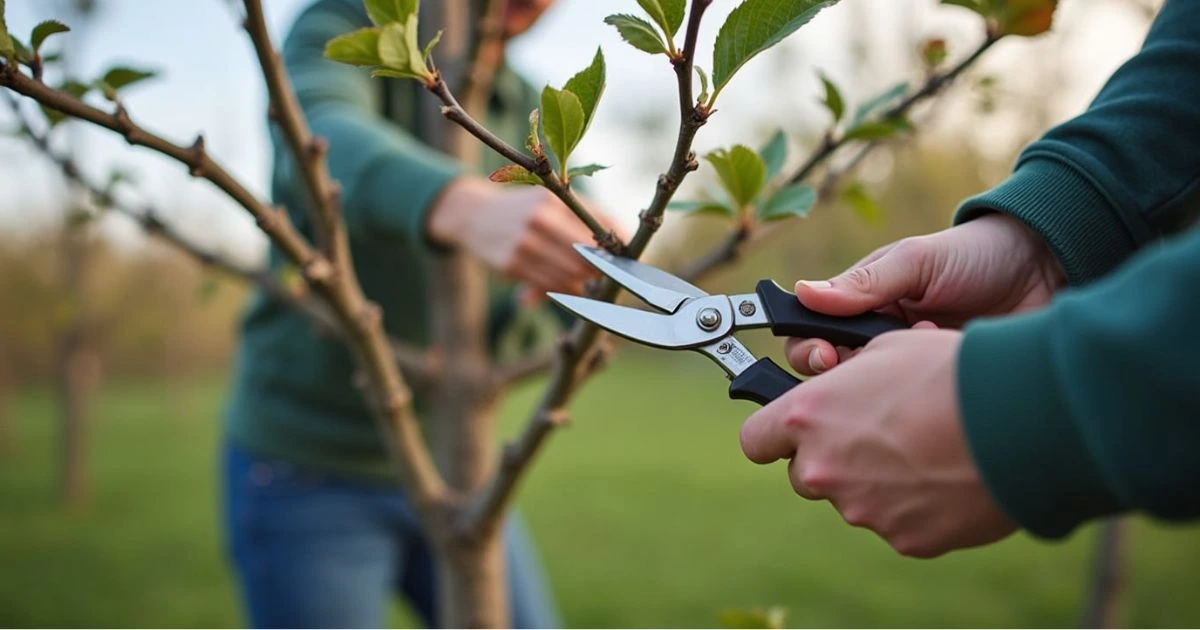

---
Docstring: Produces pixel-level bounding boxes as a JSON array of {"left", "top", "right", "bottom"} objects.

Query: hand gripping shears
[{"left": 548, "top": 245, "right": 909, "bottom": 406}]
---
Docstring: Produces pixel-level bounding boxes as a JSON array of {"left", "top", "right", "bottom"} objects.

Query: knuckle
[
  {"left": 798, "top": 459, "right": 838, "bottom": 494},
  {"left": 843, "top": 265, "right": 880, "bottom": 293},
  {"left": 840, "top": 506, "right": 873, "bottom": 529},
  {"left": 892, "top": 536, "right": 939, "bottom": 559}
]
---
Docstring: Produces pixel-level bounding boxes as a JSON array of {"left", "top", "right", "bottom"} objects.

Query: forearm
[
  {"left": 957, "top": 224, "right": 1200, "bottom": 539},
  {"left": 955, "top": 0, "right": 1200, "bottom": 285}
]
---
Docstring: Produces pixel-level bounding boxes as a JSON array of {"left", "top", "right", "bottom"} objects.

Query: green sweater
[
  {"left": 222, "top": 0, "right": 547, "bottom": 479},
  {"left": 954, "top": 0, "right": 1200, "bottom": 539}
]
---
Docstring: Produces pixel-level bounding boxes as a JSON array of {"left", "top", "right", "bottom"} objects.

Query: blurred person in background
[
  {"left": 740, "top": 0, "right": 1199, "bottom": 559},
  {"left": 219, "top": 0, "right": 614, "bottom": 627}
]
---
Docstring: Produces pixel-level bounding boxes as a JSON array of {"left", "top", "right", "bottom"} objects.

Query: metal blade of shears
[
  {"left": 547, "top": 292, "right": 730, "bottom": 349},
  {"left": 573, "top": 244, "right": 707, "bottom": 313}
]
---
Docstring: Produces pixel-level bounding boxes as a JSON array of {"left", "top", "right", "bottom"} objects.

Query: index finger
[{"left": 739, "top": 395, "right": 804, "bottom": 465}]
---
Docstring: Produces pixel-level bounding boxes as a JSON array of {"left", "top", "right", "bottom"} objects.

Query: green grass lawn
[{"left": 2, "top": 354, "right": 1198, "bottom": 628}]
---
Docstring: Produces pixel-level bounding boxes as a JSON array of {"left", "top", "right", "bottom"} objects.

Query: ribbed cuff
[
  {"left": 954, "top": 155, "right": 1137, "bottom": 286},
  {"left": 958, "top": 310, "right": 1124, "bottom": 539}
]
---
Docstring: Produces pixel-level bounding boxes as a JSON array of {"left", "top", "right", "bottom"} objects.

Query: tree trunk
[
  {"left": 419, "top": 2, "right": 509, "bottom": 626},
  {"left": 0, "top": 361, "right": 13, "bottom": 456},
  {"left": 1080, "top": 518, "right": 1130, "bottom": 628},
  {"left": 55, "top": 226, "right": 95, "bottom": 508}
]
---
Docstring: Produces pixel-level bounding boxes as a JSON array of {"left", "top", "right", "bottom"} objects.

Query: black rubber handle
[
  {"left": 756, "top": 280, "right": 908, "bottom": 347},
  {"left": 729, "top": 357, "right": 802, "bottom": 406}
]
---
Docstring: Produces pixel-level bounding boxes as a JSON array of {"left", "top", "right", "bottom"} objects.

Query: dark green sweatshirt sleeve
[
  {"left": 958, "top": 226, "right": 1200, "bottom": 538},
  {"left": 278, "top": 0, "right": 463, "bottom": 244},
  {"left": 952, "top": 0, "right": 1200, "bottom": 538},
  {"left": 955, "top": 0, "right": 1200, "bottom": 285}
]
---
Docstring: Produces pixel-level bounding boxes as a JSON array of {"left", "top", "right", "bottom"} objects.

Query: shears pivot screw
[
  {"left": 697, "top": 307, "right": 722, "bottom": 331},
  {"left": 738, "top": 301, "right": 756, "bottom": 317}
]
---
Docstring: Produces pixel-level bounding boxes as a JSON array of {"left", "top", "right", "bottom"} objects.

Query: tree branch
[
  {"left": 459, "top": 0, "right": 714, "bottom": 536},
  {"left": 426, "top": 74, "right": 622, "bottom": 253},
  {"left": 241, "top": 0, "right": 347, "bottom": 262},
  {"left": 680, "top": 34, "right": 1002, "bottom": 282},
  {"left": 788, "top": 34, "right": 999, "bottom": 187},
  {"left": 0, "top": 55, "right": 449, "bottom": 513},
  {"left": 494, "top": 347, "right": 557, "bottom": 389}
]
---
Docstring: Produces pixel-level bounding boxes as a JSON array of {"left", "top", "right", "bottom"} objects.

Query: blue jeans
[{"left": 221, "top": 442, "right": 561, "bottom": 628}]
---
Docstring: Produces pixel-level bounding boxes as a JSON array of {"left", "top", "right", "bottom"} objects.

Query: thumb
[{"left": 794, "top": 244, "right": 925, "bottom": 317}]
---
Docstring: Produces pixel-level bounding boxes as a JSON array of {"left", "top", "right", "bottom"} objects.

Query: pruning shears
[{"left": 548, "top": 245, "right": 910, "bottom": 406}]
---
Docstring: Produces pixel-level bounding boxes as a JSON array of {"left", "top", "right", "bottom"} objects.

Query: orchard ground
[{"left": 2, "top": 351, "right": 1198, "bottom": 628}]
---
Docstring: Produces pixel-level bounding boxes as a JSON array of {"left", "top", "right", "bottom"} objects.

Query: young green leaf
[
  {"left": 422, "top": 28, "right": 442, "bottom": 61},
  {"left": 325, "top": 27, "right": 383, "bottom": 66},
  {"left": 757, "top": 183, "right": 815, "bottom": 221},
  {"left": 0, "top": 0, "right": 14, "bottom": 61},
  {"left": 365, "top": 0, "right": 419, "bottom": 26},
  {"left": 562, "top": 48, "right": 606, "bottom": 136},
  {"left": 604, "top": 14, "right": 669, "bottom": 55},
  {"left": 842, "top": 117, "right": 912, "bottom": 142},
  {"left": 526, "top": 109, "right": 543, "bottom": 156},
  {"left": 636, "top": 0, "right": 686, "bottom": 39},
  {"left": 818, "top": 72, "right": 844, "bottom": 123},
  {"left": 568, "top": 164, "right": 610, "bottom": 180},
  {"left": 704, "top": 145, "right": 767, "bottom": 209},
  {"left": 667, "top": 200, "right": 736, "bottom": 218},
  {"left": 695, "top": 66, "right": 711, "bottom": 105},
  {"left": 376, "top": 17, "right": 430, "bottom": 80},
  {"left": 848, "top": 81, "right": 909, "bottom": 129},
  {"left": 30, "top": 20, "right": 69, "bottom": 55},
  {"left": 540, "top": 86, "right": 585, "bottom": 172},
  {"left": 920, "top": 38, "right": 949, "bottom": 70},
  {"left": 939, "top": 0, "right": 987, "bottom": 13},
  {"left": 758, "top": 130, "right": 788, "bottom": 183},
  {"left": 998, "top": 0, "right": 1058, "bottom": 37},
  {"left": 711, "top": 0, "right": 839, "bottom": 99},
  {"left": 100, "top": 66, "right": 157, "bottom": 92},
  {"left": 490, "top": 164, "right": 543, "bottom": 186},
  {"left": 842, "top": 181, "right": 883, "bottom": 226}
]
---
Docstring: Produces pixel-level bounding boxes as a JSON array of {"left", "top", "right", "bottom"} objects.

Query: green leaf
[
  {"left": 842, "top": 181, "right": 884, "bottom": 226},
  {"left": 540, "top": 86, "right": 585, "bottom": 171},
  {"left": 325, "top": 27, "right": 382, "bottom": 67},
  {"left": 712, "top": 0, "right": 839, "bottom": 98},
  {"left": 30, "top": 20, "right": 69, "bottom": 55},
  {"left": 758, "top": 130, "right": 788, "bottom": 183},
  {"left": 637, "top": 0, "right": 686, "bottom": 39},
  {"left": 920, "top": 38, "right": 949, "bottom": 69},
  {"left": 422, "top": 28, "right": 442, "bottom": 61},
  {"left": 562, "top": 48, "right": 605, "bottom": 136},
  {"left": 849, "top": 81, "right": 909, "bottom": 129},
  {"left": 818, "top": 71, "right": 844, "bottom": 123},
  {"left": 568, "top": 164, "right": 609, "bottom": 180},
  {"left": 704, "top": 145, "right": 767, "bottom": 209},
  {"left": 842, "top": 117, "right": 912, "bottom": 142},
  {"left": 667, "top": 200, "right": 736, "bottom": 218},
  {"left": 376, "top": 16, "right": 429, "bottom": 80},
  {"left": 365, "top": 0, "right": 418, "bottom": 26},
  {"left": 489, "top": 164, "right": 543, "bottom": 185},
  {"left": 11, "top": 36, "right": 30, "bottom": 65},
  {"left": 758, "top": 183, "right": 815, "bottom": 221},
  {"left": 939, "top": 0, "right": 987, "bottom": 13},
  {"left": 60, "top": 79, "right": 91, "bottom": 99},
  {"left": 0, "top": 0, "right": 14, "bottom": 61},
  {"left": 604, "top": 14, "right": 669, "bottom": 55},
  {"left": 696, "top": 66, "right": 711, "bottom": 104},
  {"left": 99, "top": 66, "right": 157, "bottom": 92}
]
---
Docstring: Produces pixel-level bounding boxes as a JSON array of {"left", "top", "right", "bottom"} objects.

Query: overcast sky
[{"left": 0, "top": 0, "right": 1160, "bottom": 267}]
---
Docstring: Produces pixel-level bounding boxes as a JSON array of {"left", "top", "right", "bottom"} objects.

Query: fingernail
[
  {"left": 797, "top": 280, "right": 833, "bottom": 291},
  {"left": 808, "top": 348, "right": 828, "bottom": 373}
]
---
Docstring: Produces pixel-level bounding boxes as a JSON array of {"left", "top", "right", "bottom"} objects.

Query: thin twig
[
  {"left": 681, "top": 34, "right": 1001, "bottom": 281},
  {"left": 460, "top": 0, "right": 714, "bottom": 536},
  {"left": 0, "top": 55, "right": 449, "bottom": 513},
  {"left": 788, "top": 35, "right": 999, "bottom": 187},
  {"left": 427, "top": 76, "right": 621, "bottom": 251},
  {"left": 494, "top": 349, "right": 556, "bottom": 389}
]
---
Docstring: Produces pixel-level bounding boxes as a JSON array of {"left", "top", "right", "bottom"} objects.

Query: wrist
[
  {"left": 426, "top": 177, "right": 493, "bottom": 247},
  {"left": 979, "top": 211, "right": 1068, "bottom": 291}
]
